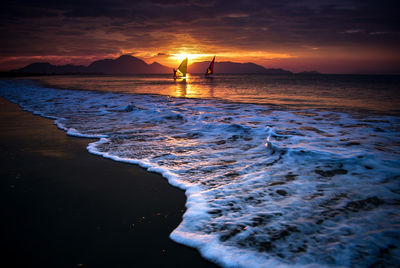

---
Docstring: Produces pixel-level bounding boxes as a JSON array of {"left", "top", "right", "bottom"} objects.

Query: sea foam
[{"left": 1, "top": 79, "right": 399, "bottom": 267}]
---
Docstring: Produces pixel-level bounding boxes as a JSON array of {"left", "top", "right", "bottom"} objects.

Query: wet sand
[{"left": 0, "top": 98, "right": 218, "bottom": 268}]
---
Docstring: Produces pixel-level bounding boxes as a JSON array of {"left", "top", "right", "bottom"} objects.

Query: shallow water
[{"left": 1, "top": 75, "right": 400, "bottom": 267}]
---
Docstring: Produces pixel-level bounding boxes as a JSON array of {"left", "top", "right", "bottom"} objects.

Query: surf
[{"left": 1, "top": 79, "right": 399, "bottom": 267}]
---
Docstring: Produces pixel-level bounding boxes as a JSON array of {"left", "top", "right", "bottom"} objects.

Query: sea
[{"left": 1, "top": 74, "right": 400, "bottom": 267}]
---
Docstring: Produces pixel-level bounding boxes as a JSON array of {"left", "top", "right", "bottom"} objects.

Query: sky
[{"left": 1, "top": 0, "right": 399, "bottom": 74}]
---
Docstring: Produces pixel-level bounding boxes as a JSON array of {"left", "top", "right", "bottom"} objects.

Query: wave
[{"left": 1, "top": 79, "right": 400, "bottom": 267}]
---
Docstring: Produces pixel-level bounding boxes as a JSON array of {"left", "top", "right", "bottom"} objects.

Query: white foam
[{"left": 1, "top": 79, "right": 399, "bottom": 267}]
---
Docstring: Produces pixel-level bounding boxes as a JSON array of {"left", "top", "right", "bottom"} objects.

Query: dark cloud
[{"left": 0, "top": 0, "right": 399, "bottom": 72}]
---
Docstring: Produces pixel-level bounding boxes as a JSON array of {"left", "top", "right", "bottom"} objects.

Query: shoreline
[{"left": 0, "top": 97, "right": 218, "bottom": 268}]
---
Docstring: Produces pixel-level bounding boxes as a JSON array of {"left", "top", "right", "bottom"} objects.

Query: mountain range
[
  {"left": 189, "top": 61, "right": 292, "bottom": 74},
  {"left": 14, "top": 55, "right": 293, "bottom": 75}
]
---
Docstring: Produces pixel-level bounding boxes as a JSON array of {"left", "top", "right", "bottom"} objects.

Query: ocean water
[{"left": 1, "top": 74, "right": 400, "bottom": 267}]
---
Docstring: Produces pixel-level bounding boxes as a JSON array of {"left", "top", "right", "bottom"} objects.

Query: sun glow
[{"left": 170, "top": 53, "right": 211, "bottom": 62}]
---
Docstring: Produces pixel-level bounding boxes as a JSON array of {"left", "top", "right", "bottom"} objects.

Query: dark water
[
  {"left": 1, "top": 74, "right": 399, "bottom": 267},
  {"left": 26, "top": 74, "right": 400, "bottom": 113}
]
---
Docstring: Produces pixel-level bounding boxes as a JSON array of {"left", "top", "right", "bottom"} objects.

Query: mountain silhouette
[
  {"left": 16, "top": 55, "right": 170, "bottom": 75},
  {"left": 87, "top": 55, "right": 168, "bottom": 74},
  {"left": 17, "top": 62, "right": 87, "bottom": 74},
  {"left": 149, "top": 62, "right": 172, "bottom": 74},
  {"left": 189, "top": 61, "right": 292, "bottom": 74},
  {"left": 14, "top": 55, "right": 292, "bottom": 75}
]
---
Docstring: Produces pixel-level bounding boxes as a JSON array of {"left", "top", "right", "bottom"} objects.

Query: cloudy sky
[{"left": 1, "top": 0, "right": 399, "bottom": 73}]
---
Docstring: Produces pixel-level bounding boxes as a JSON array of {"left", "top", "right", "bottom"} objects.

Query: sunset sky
[{"left": 1, "top": 0, "right": 399, "bottom": 74}]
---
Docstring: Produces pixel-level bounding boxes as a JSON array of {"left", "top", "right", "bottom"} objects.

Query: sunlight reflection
[
  {"left": 171, "top": 74, "right": 212, "bottom": 99},
  {"left": 174, "top": 79, "right": 187, "bottom": 98}
]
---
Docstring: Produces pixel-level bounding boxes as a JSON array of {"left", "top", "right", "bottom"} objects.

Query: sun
[
  {"left": 170, "top": 53, "right": 212, "bottom": 63},
  {"left": 170, "top": 53, "right": 197, "bottom": 61}
]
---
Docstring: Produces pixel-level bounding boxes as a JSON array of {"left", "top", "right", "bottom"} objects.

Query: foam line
[{"left": 1, "top": 79, "right": 399, "bottom": 267}]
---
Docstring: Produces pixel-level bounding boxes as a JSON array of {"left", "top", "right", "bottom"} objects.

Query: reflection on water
[
  {"left": 26, "top": 74, "right": 400, "bottom": 113},
  {"left": 174, "top": 76, "right": 216, "bottom": 99},
  {"left": 174, "top": 78, "right": 187, "bottom": 98}
]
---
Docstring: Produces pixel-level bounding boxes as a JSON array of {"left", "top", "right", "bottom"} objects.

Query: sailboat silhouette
[
  {"left": 173, "top": 58, "right": 188, "bottom": 79},
  {"left": 205, "top": 56, "right": 215, "bottom": 76}
]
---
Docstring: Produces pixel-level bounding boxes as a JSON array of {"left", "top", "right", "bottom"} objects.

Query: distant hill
[
  {"left": 149, "top": 62, "right": 172, "bottom": 74},
  {"left": 87, "top": 55, "right": 171, "bottom": 74},
  {"left": 189, "top": 61, "right": 292, "bottom": 74},
  {"left": 14, "top": 55, "right": 293, "bottom": 75},
  {"left": 17, "top": 62, "right": 87, "bottom": 74},
  {"left": 15, "top": 55, "right": 170, "bottom": 75}
]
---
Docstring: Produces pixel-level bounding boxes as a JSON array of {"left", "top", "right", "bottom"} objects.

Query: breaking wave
[{"left": 1, "top": 79, "right": 400, "bottom": 267}]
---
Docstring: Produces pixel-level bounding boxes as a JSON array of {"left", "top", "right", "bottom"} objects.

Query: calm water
[
  {"left": 1, "top": 74, "right": 400, "bottom": 267},
  {"left": 29, "top": 74, "right": 400, "bottom": 112}
]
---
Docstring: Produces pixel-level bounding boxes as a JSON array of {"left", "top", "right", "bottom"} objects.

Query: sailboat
[
  {"left": 173, "top": 58, "right": 188, "bottom": 79},
  {"left": 205, "top": 56, "right": 215, "bottom": 76}
]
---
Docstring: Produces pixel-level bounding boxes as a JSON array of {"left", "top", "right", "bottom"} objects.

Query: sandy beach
[{"left": 0, "top": 97, "right": 218, "bottom": 268}]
